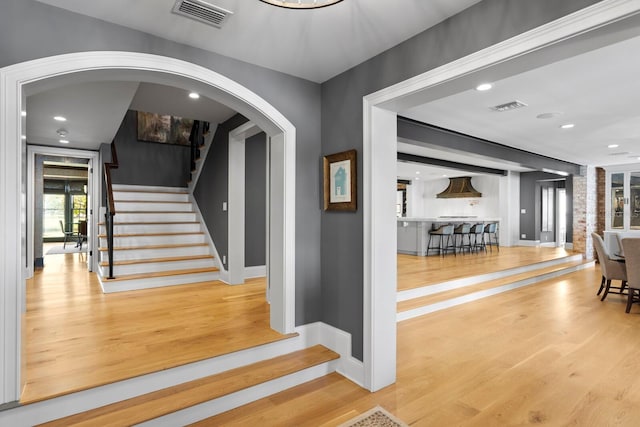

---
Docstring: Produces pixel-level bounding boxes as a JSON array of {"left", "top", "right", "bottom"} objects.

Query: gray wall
[
  {"left": 320, "top": 0, "right": 600, "bottom": 360},
  {"left": 2, "top": 0, "right": 323, "bottom": 326},
  {"left": 194, "top": 114, "right": 248, "bottom": 271},
  {"left": 245, "top": 132, "right": 267, "bottom": 267},
  {"left": 111, "top": 110, "right": 191, "bottom": 187}
]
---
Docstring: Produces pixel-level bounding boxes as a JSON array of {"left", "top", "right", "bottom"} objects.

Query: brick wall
[{"left": 572, "top": 166, "right": 597, "bottom": 259}]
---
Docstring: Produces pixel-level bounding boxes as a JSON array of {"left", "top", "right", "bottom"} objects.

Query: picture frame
[
  {"left": 323, "top": 149, "right": 357, "bottom": 211},
  {"left": 137, "top": 111, "right": 194, "bottom": 146}
]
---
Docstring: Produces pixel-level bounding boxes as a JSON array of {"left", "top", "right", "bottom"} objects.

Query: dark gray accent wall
[
  {"left": 0, "top": 0, "right": 323, "bottom": 327},
  {"left": 245, "top": 132, "right": 267, "bottom": 267},
  {"left": 397, "top": 118, "right": 582, "bottom": 176},
  {"left": 321, "top": 0, "right": 601, "bottom": 360},
  {"left": 194, "top": 114, "right": 248, "bottom": 271},
  {"left": 111, "top": 110, "right": 191, "bottom": 187},
  {"left": 519, "top": 171, "right": 572, "bottom": 242}
]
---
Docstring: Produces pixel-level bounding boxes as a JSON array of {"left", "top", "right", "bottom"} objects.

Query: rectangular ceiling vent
[
  {"left": 172, "top": 0, "right": 233, "bottom": 28},
  {"left": 489, "top": 100, "right": 528, "bottom": 112}
]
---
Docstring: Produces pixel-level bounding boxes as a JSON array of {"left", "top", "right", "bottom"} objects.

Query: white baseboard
[
  {"left": 518, "top": 240, "right": 541, "bottom": 246},
  {"left": 245, "top": 265, "right": 266, "bottom": 279},
  {"left": 296, "top": 322, "right": 365, "bottom": 388}
]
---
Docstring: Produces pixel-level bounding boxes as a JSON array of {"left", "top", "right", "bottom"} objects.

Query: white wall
[{"left": 406, "top": 175, "right": 501, "bottom": 218}]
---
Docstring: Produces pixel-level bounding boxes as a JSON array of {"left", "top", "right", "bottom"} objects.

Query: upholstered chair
[
  {"left": 591, "top": 233, "right": 627, "bottom": 301},
  {"left": 621, "top": 238, "right": 640, "bottom": 313}
]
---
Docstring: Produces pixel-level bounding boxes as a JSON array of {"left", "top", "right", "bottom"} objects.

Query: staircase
[
  {"left": 98, "top": 184, "right": 219, "bottom": 293},
  {"left": 397, "top": 253, "right": 594, "bottom": 322}
]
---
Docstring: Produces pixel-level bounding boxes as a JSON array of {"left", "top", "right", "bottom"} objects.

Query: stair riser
[
  {"left": 113, "top": 192, "right": 189, "bottom": 202},
  {"left": 115, "top": 202, "right": 194, "bottom": 212},
  {"left": 99, "top": 259, "right": 217, "bottom": 276},
  {"left": 115, "top": 212, "right": 197, "bottom": 222},
  {"left": 99, "top": 223, "right": 202, "bottom": 234},
  {"left": 99, "top": 234, "right": 205, "bottom": 247},
  {"left": 100, "top": 246, "right": 211, "bottom": 262},
  {"left": 100, "top": 271, "right": 220, "bottom": 293}
]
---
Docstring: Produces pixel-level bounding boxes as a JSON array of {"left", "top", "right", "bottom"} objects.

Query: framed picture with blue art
[{"left": 323, "top": 149, "right": 357, "bottom": 211}]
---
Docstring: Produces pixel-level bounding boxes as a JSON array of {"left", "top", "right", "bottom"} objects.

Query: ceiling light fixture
[
  {"left": 21, "top": 111, "right": 27, "bottom": 117},
  {"left": 189, "top": 92, "right": 200, "bottom": 99},
  {"left": 475, "top": 83, "right": 493, "bottom": 91},
  {"left": 54, "top": 116, "right": 67, "bottom": 122},
  {"left": 608, "top": 144, "right": 619, "bottom": 148},
  {"left": 59, "top": 139, "right": 70, "bottom": 144},
  {"left": 259, "top": 0, "right": 344, "bottom": 9},
  {"left": 56, "top": 128, "right": 68, "bottom": 137},
  {"left": 560, "top": 123, "right": 575, "bottom": 129}
]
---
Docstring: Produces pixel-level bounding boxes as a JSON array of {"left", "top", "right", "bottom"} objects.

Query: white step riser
[
  {"left": 112, "top": 184, "right": 187, "bottom": 193},
  {"left": 99, "top": 234, "right": 205, "bottom": 247},
  {"left": 116, "top": 212, "right": 197, "bottom": 222},
  {"left": 99, "top": 259, "right": 217, "bottom": 277},
  {"left": 113, "top": 192, "right": 189, "bottom": 202},
  {"left": 100, "top": 246, "right": 211, "bottom": 262},
  {"left": 100, "top": 223, "right": 202, "bottom": 234},
  {"left": 101, "top": 271, "right": 220, "bottom": 293},
  {"left": 115, "top": 202, "right": 194, "bottom": 212}
]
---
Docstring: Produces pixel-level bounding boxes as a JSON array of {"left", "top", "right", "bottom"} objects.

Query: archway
[{"left": 0, "top": 52, "right": 296, "bottom": 404}]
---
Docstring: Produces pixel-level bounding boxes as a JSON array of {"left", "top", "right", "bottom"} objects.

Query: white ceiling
[
  {"left": 401, "top": 31, "right": 640, "bottom": 169},
  {"left": 34, "top": 0, "right": 481, "bottom": 83}
]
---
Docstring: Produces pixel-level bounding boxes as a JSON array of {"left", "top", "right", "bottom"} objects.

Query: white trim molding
[
  {"left": 0, "top": 51, "right": 296, "bottom": 404},
  {"left": 362, "top": 0, "right": 640, "bottom": 393}
]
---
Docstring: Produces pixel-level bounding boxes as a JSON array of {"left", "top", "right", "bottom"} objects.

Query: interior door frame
[{"left": 26, "top": 145, "right": 100, "bottom": 278}]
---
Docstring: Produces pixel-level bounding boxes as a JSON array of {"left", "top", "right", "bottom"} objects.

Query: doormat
[
  {"left": 338, "top": 406, "right": 408, "bottom": 427},
  {"left": 46, "top": 245, "right": 87, "bottom": 255}
]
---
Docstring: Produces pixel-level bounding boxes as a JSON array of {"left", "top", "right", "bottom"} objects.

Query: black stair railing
[
  {"left": 189, "top": 120, "right": 209, "bottom": 183},
  {"left": 103, "top": 142, "right": 119, "bottom": 279}
]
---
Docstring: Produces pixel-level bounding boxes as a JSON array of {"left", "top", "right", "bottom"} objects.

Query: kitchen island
[{"left": 397, "top": 217, "right": 501, "bottom": 256}]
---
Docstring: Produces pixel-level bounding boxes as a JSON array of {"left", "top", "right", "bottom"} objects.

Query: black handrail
[
  {"left": 189, "top": 120, "right": 210, "bottom": 183},
  {"left": 103, "top": 142, "right": 119, "bottom": 279}
]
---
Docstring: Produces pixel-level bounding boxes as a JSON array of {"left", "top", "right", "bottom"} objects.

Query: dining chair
[
  {"left": 591, "top": 232, "right": 627, "bottom": 301},
  {"left": 621, "top": 238, "right": 640, "bottom": 313},
  {"left": 59, "top": 220, "right": 79, "bottom": 249}
]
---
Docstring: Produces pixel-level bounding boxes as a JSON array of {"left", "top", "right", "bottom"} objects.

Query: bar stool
[
  {"left": 470, "top": 223, "right": 486, "bottom": 253},
  {"left": 426, "top": 224, "right": 455, "bottom": 256},
  {"left": 484, "top": 222, "right": 499, "bottom": 252},
  {"left": 453, "top": 223, "right": 472, "bottom": 254}
]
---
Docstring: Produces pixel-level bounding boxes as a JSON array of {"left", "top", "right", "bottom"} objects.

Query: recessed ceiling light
[
  {"left": 415, "top": 177, "right": 420, "bottom": 181},
  {"left": 560, "top": 123, "right": 575, "bottom": 129},
  {"left": 54, "top": 116, "right": 67, "bottom": 122},
  {"left": 21, "top": 135, "right": 26, "bottom": 140},
  {"left": 188, "top": 92, "right": 200, "bottom": 99},
  {"left": 21, "top": 111, "right": 27, "bottom": 117},
  {"left": 415, "top": 171, "right": 420, "bottom": 175},
  {"left": 59, "top": 139, "right": 69, "bottom": 144},
  {"left": 475, "top": 83, "right": 493, "bottom": 91},
  {"left": 442, "top": 174, "right": 448, "bottom": 177},
  {"left": 608, "top": 144, "right": 619, "bottom": 148}
]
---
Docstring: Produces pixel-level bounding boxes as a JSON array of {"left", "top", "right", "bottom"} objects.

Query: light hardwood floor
[
  {"left": 22, "top": 252, "right": 292, "bottom": 404},
  {"left": 25, "top": 246, "right": 638, "bottom": 426},
  {"left": 197, "top": 266, "right": 640, "bottom": 426}
]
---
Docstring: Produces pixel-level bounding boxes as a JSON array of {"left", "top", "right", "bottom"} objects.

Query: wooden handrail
[{"left": 103, "top": 142, "right": 119, "bottom": 279}]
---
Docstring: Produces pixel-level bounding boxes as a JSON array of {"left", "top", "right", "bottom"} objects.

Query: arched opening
[{"left": 0, "top": 52, "right": 296, "bottom": 403}]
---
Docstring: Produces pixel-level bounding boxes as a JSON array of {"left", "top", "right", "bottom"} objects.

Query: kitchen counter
[{"left": 397, "top": 217, "right": 501, "bottom": 256}]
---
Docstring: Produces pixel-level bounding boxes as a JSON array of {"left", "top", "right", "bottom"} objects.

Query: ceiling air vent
[
  {"left": 172, "top": 0, "right": 233, "bottom": 28},
  {"left": 489, "top": 100, "right": 528, "bottom": 112}
]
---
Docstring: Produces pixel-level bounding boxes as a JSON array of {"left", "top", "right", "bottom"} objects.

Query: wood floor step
[
  {"left": 98, "top": 221, "right": 199, "bottom": 226},
  {"left": 99, "top": 254, "right": 214, "bottom": 267},
  {"left": 102, "top": 266, "right": 220, "bottom": 282},
  {"left": 114, "top": 200, "right": 191, "bottom": 203},
  {"left": 38, "top": 345, "right": 339, "bottom": 427},
  {"left": 98, "top": 243, "right": 209, "bottom": 252},
  {"left": 398, "top": 260, "right": 590, "bottom": 313},
  {"left": 97, "top": 232, "right": 204, "bottom": 238}
]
